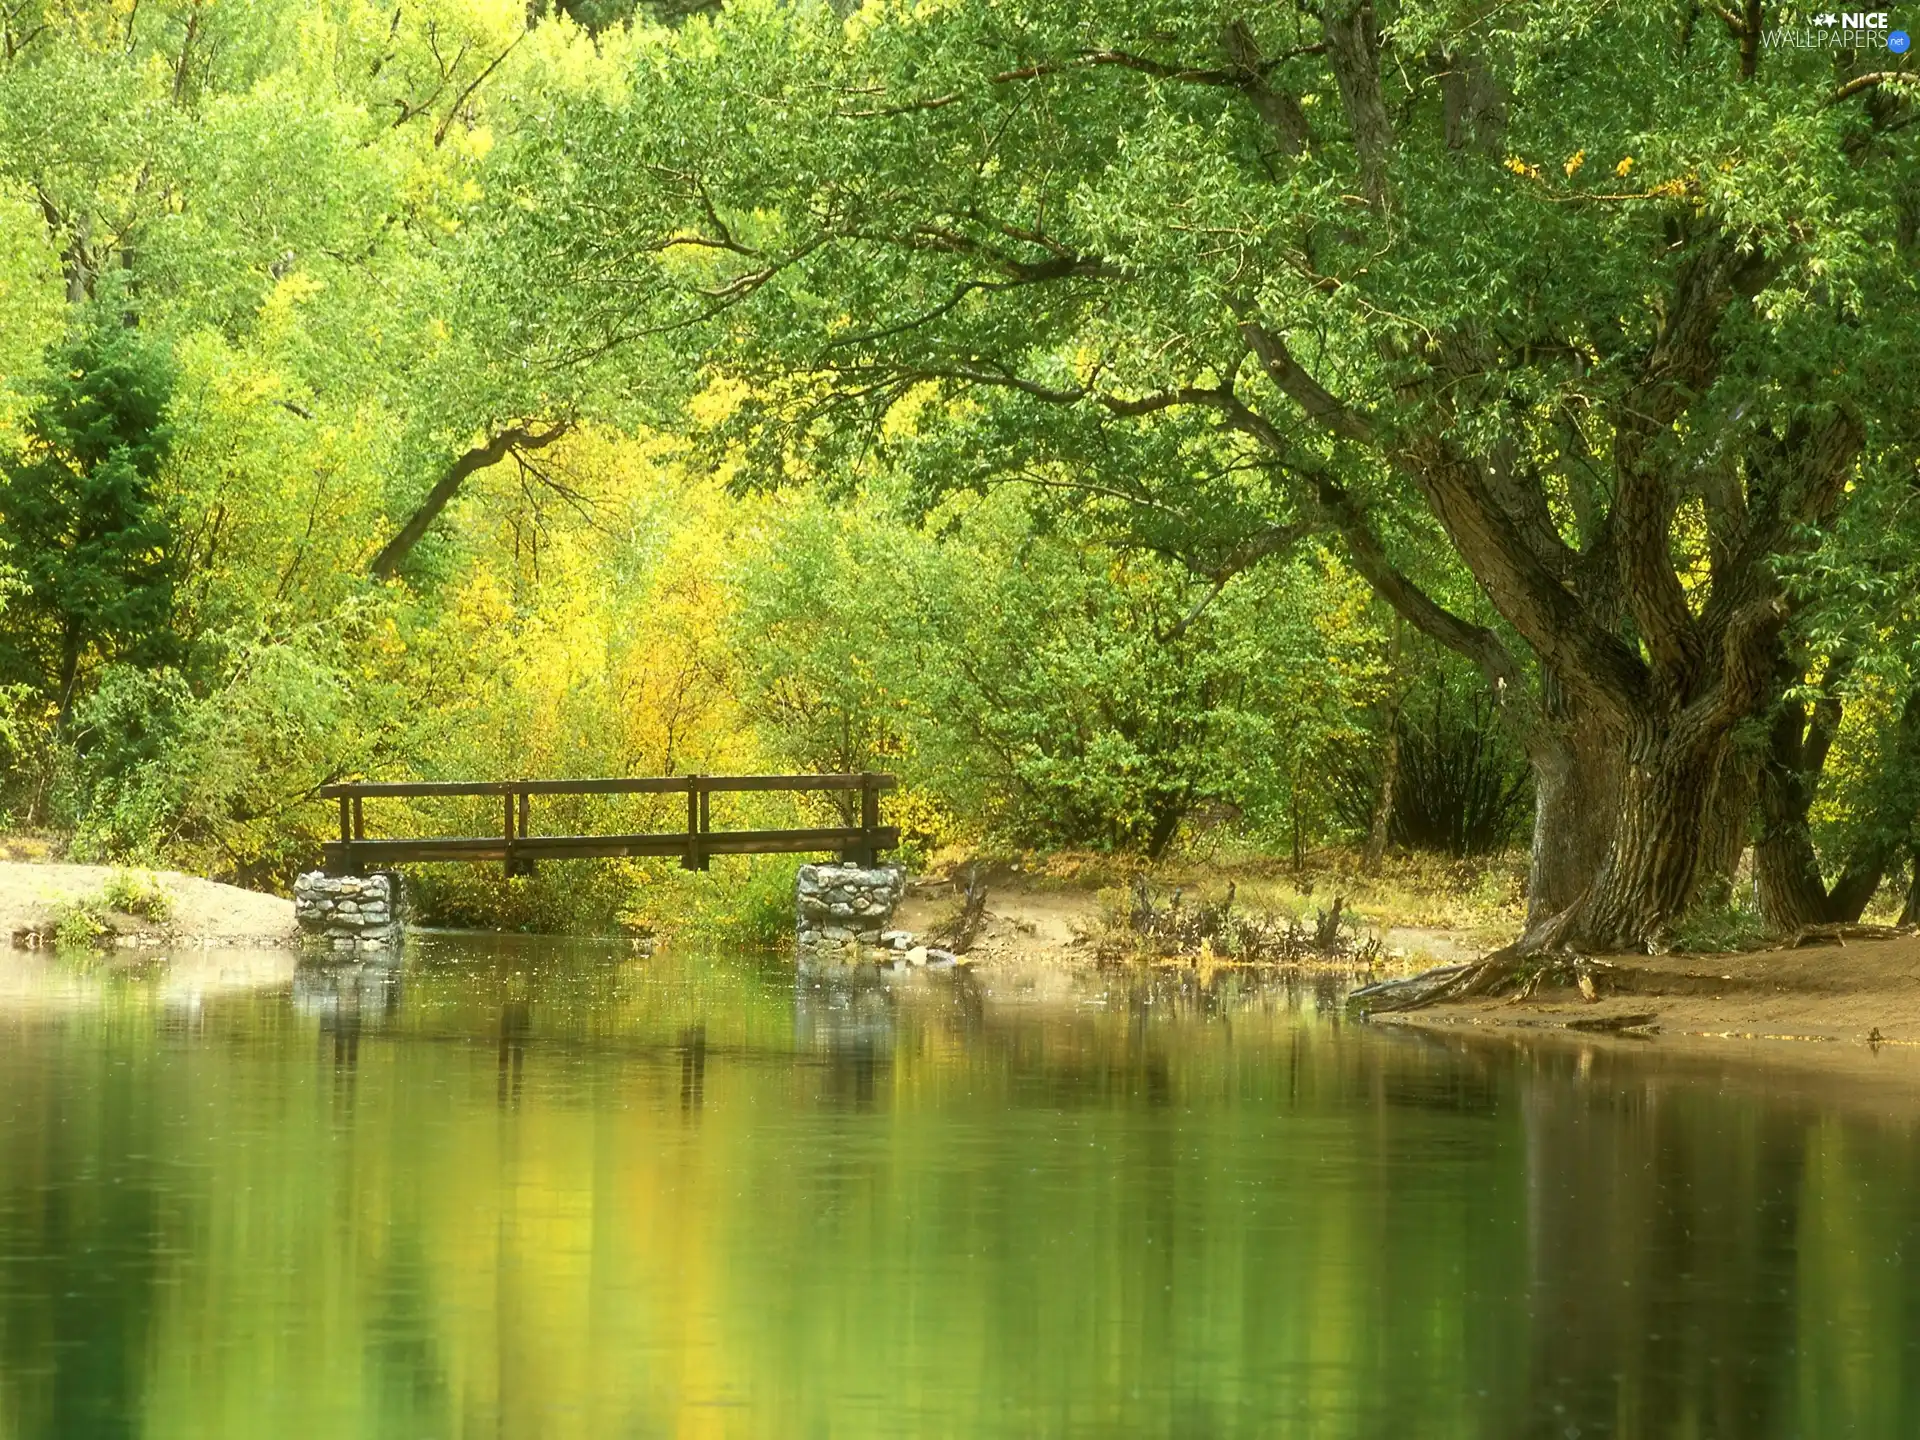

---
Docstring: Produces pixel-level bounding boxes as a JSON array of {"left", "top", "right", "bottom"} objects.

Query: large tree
[{"left": 486, "top": 0, "right": 1920, "bottom": 954}]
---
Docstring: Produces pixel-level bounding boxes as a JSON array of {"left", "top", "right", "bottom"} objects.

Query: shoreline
[{"left": 1370, "top": 931, "right": 1920, "bottom": 1050}]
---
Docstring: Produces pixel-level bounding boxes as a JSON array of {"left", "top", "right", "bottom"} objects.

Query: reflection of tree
[
  {"left": 0, "top": 1038, "right": 165, "bottom": 1440},
  {"left": 497, "top": 1000, "right": 529, "bottom": 1110},
  {"left": 9, "top": 948, "right": 1920, "bottom": 1435},
  {"left": 678, "top": 1024, "right": 706, "bottom": 1114},
  {"left": 1512, "top": 1048, "right": 1811, "bottom": 1438}
]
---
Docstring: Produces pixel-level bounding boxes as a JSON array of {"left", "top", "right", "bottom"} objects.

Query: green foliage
[
  {"left": 1669, "top": 898, "right": 1772, "bottom": 955},
  {"left": 0, "top": 320, "right": 177, "bottom": 713},
  {"left": 1331, "top": 651, "right": 1535, "bottom": 857},
  {"left": 659, "top": 855, "right": 804, "bottom": 950},
  {"left": 730, "top": 490, "right": 1388, "bottom": 857},
  {"left": 101, "top": 869, "right": 172, "bottom": 923},
  {"left": 50, "top": 899, "right": 107, "bottom": 951}
]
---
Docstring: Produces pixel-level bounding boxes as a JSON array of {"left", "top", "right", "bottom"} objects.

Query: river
[{"left": 1, "top": 937, "right": 1917, "bottom": 1438}]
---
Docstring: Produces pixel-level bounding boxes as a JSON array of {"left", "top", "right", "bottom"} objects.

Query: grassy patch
[
  {"left": 102, "top": 869, "right": 172, "bottom": 923},
  {"left": 51, "top": 899, "right": 108, "bottom": 951},
  {"left": 1667, "top": 899, "right": 1772, "bottom": 953}
]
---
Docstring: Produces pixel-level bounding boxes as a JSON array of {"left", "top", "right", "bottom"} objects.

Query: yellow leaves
[
  {"left": 1563, "top": 149, "right": 1586, "bottom": 178},
  {"left": 1503, "top": 156, "right": 1542, "bottom": 181},
  {"left": 1670, "top": 495, "right": 1713, "bottom": 607},
  {"left": 1615, "top": 156, "right": 1635, "bottom": 177},
  {"left": 689, "top": 374, "right": 750, "bottom": 427}
]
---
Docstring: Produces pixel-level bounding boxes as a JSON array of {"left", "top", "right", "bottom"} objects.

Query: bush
[
  {"left": 102, "top": 869, "right": 172, "bottom": 922},
  {"left": 51, "top": 900, "right": 107, "bottom": 951},
  {"left": 656, "top": 855, "right": 803, "bottom": 949},
  {"left": 1332, "top": 671, "right": 1533, "bottom": 857},
  {"left": 403, "top": 858, "right": 647, "bottom": 935}
]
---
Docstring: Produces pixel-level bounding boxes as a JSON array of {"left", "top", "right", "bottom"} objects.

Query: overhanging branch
[{"left": 369, "top": 419, "right": 574, "bottom": 580}]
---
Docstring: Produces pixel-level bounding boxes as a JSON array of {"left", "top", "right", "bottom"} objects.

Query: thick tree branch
[
  {"left": 1235, "top": 316, "right": 1375, "bottom": 443},
  {"left": 369, "top": 419, "right": 573, "bottom": 580},
  {"left": 1320, "top": 1, "right": 1394, "bottom": 207},
  {"left": 1826, "top": 69, "right": 1919, "bottom": 107},
  {"left": 1219, "top": 19, "right": 1314, "bottom": 155},
  {"left": 1612, "top": 238, "right": 1776, "bottom": 691}
]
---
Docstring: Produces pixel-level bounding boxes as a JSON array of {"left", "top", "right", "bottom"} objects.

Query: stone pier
[
  {"left": 795, "top": 862, "right": 905, "bottom": 969},
  {"left": 294, "top": 871, "right": 404, "bottom": 952}
]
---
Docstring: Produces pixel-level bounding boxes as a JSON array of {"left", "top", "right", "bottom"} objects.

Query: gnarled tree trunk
[
  {"left": 1523, "top": 719, "right": 1616, "bottom": 928},
  {"left": 1565, "top": 723, "right": 1731, "bottom": 951}
]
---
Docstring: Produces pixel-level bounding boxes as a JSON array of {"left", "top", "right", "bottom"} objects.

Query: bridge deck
[{"left": 318, "top": 774, "right": 898, "bottom": 876}]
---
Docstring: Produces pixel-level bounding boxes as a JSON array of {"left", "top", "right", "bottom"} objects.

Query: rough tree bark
[{"left": 1523, "top": 717, "right": 1616, "bottom": 928}]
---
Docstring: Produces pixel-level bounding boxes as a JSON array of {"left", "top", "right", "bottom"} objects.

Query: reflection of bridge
[{"left": 319, "top": 773, "right": 899, "bottom": 877}]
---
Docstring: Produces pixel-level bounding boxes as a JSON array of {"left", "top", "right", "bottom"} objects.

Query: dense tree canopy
[
  {"left": 0, "top": 0, "right": 1916, "bottom": 946},
  {"left": 482, "top": 0, "right": 1920, "bottom": 948}
]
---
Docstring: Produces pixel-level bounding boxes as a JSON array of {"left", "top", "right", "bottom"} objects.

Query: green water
[{"left": 2, "top": 940, "right": 1919, "bottom": 1438}]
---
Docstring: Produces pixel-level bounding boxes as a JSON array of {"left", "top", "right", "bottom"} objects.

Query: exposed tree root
[
  {"left": 1350, "top": 898, "right": 1598, "bottom": 1011},
  {"left": 1350, "top": 949, "right": 1592, "bottom": 1012},
  {"left": 1783, "top": 922, "right": 1915, "bottom": 949}
]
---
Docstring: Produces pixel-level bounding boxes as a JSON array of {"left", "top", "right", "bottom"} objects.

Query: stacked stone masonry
[
  {"left": 295, "top": 871, "right": 404, "bottom": 952},
  {"left": 795, "top": 863, "right": 905, "bottom": 968}
]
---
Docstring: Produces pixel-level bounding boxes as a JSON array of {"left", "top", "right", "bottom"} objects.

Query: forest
[{"left": 1, "top": 0, "right": 1917, "bottom": 952}]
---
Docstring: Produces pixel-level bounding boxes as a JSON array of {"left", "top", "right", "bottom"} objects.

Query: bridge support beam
[
  {"left": 795, "top": 862, "right": 905, "bottom": 971},
  {"left": 295, "top": 871, "right": 405, "bottom": 953}
]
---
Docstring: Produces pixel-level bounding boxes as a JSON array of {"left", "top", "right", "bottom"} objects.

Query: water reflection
[{"left": 0, "top": 942, "right": 1919, "bottom": 1437}]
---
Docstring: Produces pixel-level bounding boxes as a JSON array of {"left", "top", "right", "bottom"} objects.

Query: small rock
[{"left": 905, "top": 945, "right": 929, "bottom": 967}]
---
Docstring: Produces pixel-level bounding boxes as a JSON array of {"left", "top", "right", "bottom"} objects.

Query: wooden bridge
[{"left": 319, "top": 773, "right": 898, "bottom": 877}]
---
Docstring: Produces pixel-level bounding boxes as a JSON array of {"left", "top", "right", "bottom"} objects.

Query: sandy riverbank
[
  {"left": 0, "top": 860, "right": 297, "bottom": 948},
  {"left": 1374, "top": 931, "right": 1920, "bottom": 1048},
  {"left": 902, "top": 868, "right": 1920, "bottom": 1051}
]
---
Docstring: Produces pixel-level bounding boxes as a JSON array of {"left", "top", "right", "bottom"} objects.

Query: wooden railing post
[
  {"left": 338, "top": 794, "right": 354, "bottom": 874},
  {"left": 503, "top": 792, "right": 515, "bottom": 878},
  {"left": 517, "top": 791, "right": 532, "bottom": 877},
  {"left": 684, "top": 775, "right": 703, "bottom": 872},
  {"left": 859, "top": 772, "right": 878, "bottom": 866}
]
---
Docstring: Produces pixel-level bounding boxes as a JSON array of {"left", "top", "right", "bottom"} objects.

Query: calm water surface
[{"left": 3, "top": 938, "right": 1919, "bottom": 1438}]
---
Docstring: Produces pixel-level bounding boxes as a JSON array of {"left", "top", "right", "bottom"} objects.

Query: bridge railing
[{"left": 317, "top": 773, "right": 899, "bottom": 877}]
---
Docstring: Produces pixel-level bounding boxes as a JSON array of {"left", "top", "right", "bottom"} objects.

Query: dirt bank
[
  {"left": 903, "top": 869, "right": 1920, "bottom": 1052},
  {"left": 1379, "top": 931, "right": 1920, "bottom": 1047},
  {"left": 892, "top": 871, "right": 1486, "bottom": 969},
  {"left": 0, "top": 861, "right": 297, "bottom": 948}
]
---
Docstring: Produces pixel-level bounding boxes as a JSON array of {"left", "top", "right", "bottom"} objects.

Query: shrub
[
  {"left": 102, "top": 869, "right": 172, "bottom": 922},
  {"left": 51, "top": 901, "right": 107, "bottom": 951}
]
